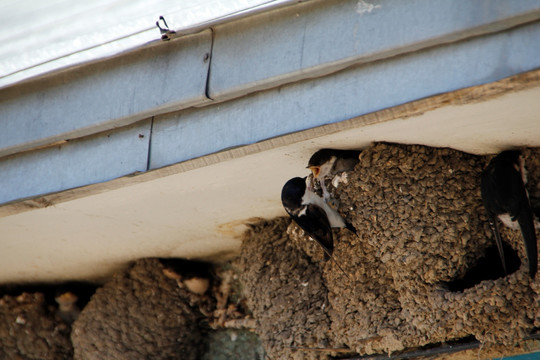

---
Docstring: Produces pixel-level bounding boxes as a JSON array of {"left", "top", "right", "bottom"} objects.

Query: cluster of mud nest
[
  {"left": 1, "top": 143, "right": 538, "bottom": 360},
  {"left": 237, "top": 143, "right": 540, "bottom": 359},
  {"left": 0, "top": 258, "right": 256, "bottom": 360},
  {"left": 0, "top": 292, "right": 73, "bottom": 359},
  {"left": 71, "top": 258, "right": 212, "bottom": 360}
]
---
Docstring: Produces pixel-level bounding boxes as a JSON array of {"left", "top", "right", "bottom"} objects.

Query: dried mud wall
[
  {"left": 238, "top": 143, "right": 540, "bottom": 359},
  {"left": 0, "top": 258, "right": 258, "bottom": 360},
  {"left": 71, "top": 258, "right": 210, "bottom": 360},
  {"left": 0, "top": 293, "right": 73, "bottom": 359}
]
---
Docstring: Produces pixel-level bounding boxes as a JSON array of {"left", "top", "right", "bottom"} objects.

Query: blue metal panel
[
  {"left": 0, "top": 120, "right": 151, "bottom": 205},
  {"left": 150, "top": 20, "right": 540, "bottom": 169},
  {"left": 209, "top": 0, "right": 540, "bottom": 100},
  {"left": 0, "top": 30, "right": 211, "bottom": 157},
  {"left": 502, "top": 351, "right": 540, "bottom": 360}
]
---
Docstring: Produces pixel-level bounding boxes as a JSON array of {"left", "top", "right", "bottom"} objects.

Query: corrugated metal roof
[{"left": 0, "top": 0, "right": 292, "bottom": 88}]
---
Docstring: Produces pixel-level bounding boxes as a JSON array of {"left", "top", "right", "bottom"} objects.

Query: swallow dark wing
[
  {"left": 502, "top": 167, "right": 538, "bottom": 278},
  {"left": 333, "top": 157, "right": 360, "bottom": 174},
  {"left": 292, "top": 204, "right": 334, "bottom": 260},
  {"left": 481, "top": 165, "right": 509, "bottom": 274},
  {"left": 332, "top": 150, "right": 361, "bottom": 170},
  {"left": 532, "top": 199, "right": 540, "bottom": 228},
  {"left": 514, "top": 200, "right": 537, "bottom": 278},
  {"left": 481, "top": 153, "right": 538, "bottom": 278},
  {"left": 487, "top": 210, "right": 507, "bottom": 275}
]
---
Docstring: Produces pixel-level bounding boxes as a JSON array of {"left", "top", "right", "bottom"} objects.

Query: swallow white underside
[
  {"left": 300, "top": 186, "right": 347, "bottom": 228},
  {"left": 500, "top": 156, "right": 540, "bottom": 230},
  {"left": 498, "top": 213, "right": 519, "bottom": 230}
]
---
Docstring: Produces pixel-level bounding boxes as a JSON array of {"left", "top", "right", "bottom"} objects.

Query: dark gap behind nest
[
  {"left": 445, "top": 241, "right": 521, "bottom": 292},
  {"left": 158, "top": 258, "right": 214, "bottom": 279}
]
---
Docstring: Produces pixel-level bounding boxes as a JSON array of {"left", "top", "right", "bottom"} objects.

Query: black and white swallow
[
  {"left": 481, "top": 150, "right": 538, "bottom": 278},
  {"left": 307, "top": 149, "right": 361, "bottom": 201},
  {"left": 281, "top": 177, "right": 356, "bottom": 260},
  {"left": 531, "top": 198, "right": 540, "bottom": 229},
  {"left": 156, "top": 16, "right": 176, "bottom": 41}
]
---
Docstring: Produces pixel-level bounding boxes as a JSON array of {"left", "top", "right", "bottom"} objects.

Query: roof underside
[{"left": 1, "top": 0, "right": 540, "bottom": 283}]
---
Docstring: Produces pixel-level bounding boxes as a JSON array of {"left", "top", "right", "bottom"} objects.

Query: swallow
[
  {"left": 531, "top": 198, "right": 540, "bottom": 229},
  {"left": 281, "top": 177, "right": 356, "bottom": 260},
  {"left": 156, "top": 16, "right": 176, "bottom": 41},
  {"left": 55, "top": 291, "right": 80, "bottom": 324},
  {"left": 307, "top": 149, "right": 361, "bottom": 201},
  {"left": 481, "top": 150, "right": 538, "bottom": 278}
]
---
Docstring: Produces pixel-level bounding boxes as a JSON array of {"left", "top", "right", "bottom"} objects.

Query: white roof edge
[{"left": 0, "top": 0, "right": 302, "bottom": 90}]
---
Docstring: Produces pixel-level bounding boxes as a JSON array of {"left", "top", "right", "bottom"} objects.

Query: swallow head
[
  {"left": 496, "top": 150, "right": 526, "bottom": 179},
  {"left": 481, "top": 149, "right": 526, "bottom": 218},
  {"left": 493, "top": 149, "right": 521, "bottom": 164},
  {"left": 307, "top": 149, "right": 338, "bottom": 178},
  {"left": 307, "top": 148, "right": 361, "bottom": 180},
  {"left": 281, "top": 177, "right": 307, "bottom": 216}
]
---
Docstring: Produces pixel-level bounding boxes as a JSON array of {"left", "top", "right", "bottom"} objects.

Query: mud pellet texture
[
  {"left": 237, "top": 218, "right": 339, "bottom": 360},
  {"left": 239, "top": 143, "right": 539, "bottom": 359},
  {"left": 0, "top": 292, "right": 72, "bottom": 360},
  {"left": 333, "top": 144, "right": 538, "bottom": 350},
  {"left": 71, "top": 258, "right": 205, "bottom": 360}
]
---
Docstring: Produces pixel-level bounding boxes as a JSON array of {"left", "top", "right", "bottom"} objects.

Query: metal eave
[
  {"left": 150, "top": 19, "right": 540, "bottom": 169},
  {"left": 208, "top": 0, "right": 540, "bottom": 101},
  {"left": 2, "top": 19, "right": 540, "bottom": 205},
  {"left": 2, "top": 0, "right": 540, "bottom": 161},
  {"left": 2, "top": 0, "right": 540, "bottom": 205},
  {"left": 0, "top": 0, "right": 299, "bottom": 90},
  {"left": 0, "top": 30, "right": 213, "bottom": 159}
]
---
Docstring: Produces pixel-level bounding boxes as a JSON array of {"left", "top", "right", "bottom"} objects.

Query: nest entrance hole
[{"left": 445, "top": 242, "right": 521, "bottom": 292}]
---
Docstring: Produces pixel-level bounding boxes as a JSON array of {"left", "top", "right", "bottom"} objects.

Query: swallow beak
[{"left": 308, "top": 166, "right": 321, "bottom": 178}]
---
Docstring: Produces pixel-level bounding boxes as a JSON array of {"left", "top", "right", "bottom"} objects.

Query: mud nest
[
  {"left": 237, "top": 218, "right": 334, "bottom": 360},
  {"left": 238, "top": 143, "right": 540, "bottom": 359},
  {"left": 71, "top": 258, "right": 211, "bottom": 360},
  {"left": 0, "top": 292, "right": 73, "bottom": 359}
]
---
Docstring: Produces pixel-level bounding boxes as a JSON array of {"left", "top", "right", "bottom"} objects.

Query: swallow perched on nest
[
  {"left": 481, "top": 150, "right": 538, "bottom": 278},
  {"left": 281, "top": 176, "right": 356, "bottom": 260},
  {"left": 307, "top": 149, "right": 361, "bottom": 201}
]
